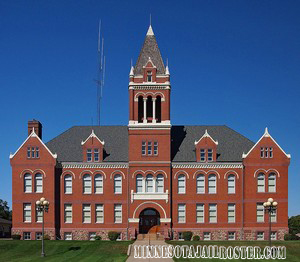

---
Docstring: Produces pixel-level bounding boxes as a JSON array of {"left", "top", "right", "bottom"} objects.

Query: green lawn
[
  {"left": 166, "top": 241, "right": 300, "bottom": 262},
  {"left": 0, "top": 240, "right": 133, "bottom": 262}
]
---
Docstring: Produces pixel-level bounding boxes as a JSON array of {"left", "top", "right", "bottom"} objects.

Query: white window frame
[
  {"left": 268, "top": 173, "right": 276, "bottom": 193},
  {"left": 64, "top": 204, "right": 72, "bottom": 223},
  {"left": 147, "top": 71, "right": 152, "bottom": 82},
  {"left": 203, "top": 232, "right": 211, "bottom": 240},
  {"left": 83, "top": 174, "right": 92, "bottom": 194},
  {"left": 95, "top": 204, "right": 104, "bottom": 223},
  {"left": 23, "top": 232, "right": 31, "bottom": 240},
  {"left": 136, "top": 174, "right": 143, "bottom": 193},
  {"left": 200, "top": 149, "right": 205, "bottom": 162},
  {"left": 209, "top": 204, "right": 217, "bottom": 223},
  {"left": 257, "top": 231, "right": 264, "bottom": 240},
  {"left": 89, "top": 232, "right": 96, "bottom": 241},
  {"left": 196, "top": 174, "right": 205, "bottom": 194},
  {"left": 64, "top": 175, "right": 72, "bottom": 194},
  {"left": 148, "top": 141, "right": 152, "bottom": 155},
  {"left": 271, "top": 209, "right": 277, "bottom": 223},
  {"left": 271, "top": 231, "right": 277, "bottom": 240},
  {"left": 196, "top": 204, "right": 204, "bottom": 223},
  {"left": 269, "top": 147, "right": 273, "bottom": 158},
  {"left": 178, "top": 204, "right": 186, "bottom": 223},
  {"left": 207, "top": 149, "right": 213, "bottom": 161},
  {"left": 36, "top": 232, "right": 42, "bottom": 240},
  {"left": 24, "top": 174, "right": 32, "bottom": 193},
  {"left": 257, "top": 173, "right": 265, "bottom": 193},
  {"left": 146, "top": 174, "right": 154, "bottom": 193},
  {"left": 257, "top": 203, "right": 264, "bottom": 222},
  {"left": 94, "top": 174, "right": 103, "bottom": 194},
  {"left": 114, "top": 174, "right": 122, "bottom": 194},
  {"left": 228, "top": 174, "right": 235, "bottom": 194},
  {"left": 35, "top": 173, "right": 43, "bottom": 193},
  {"left": 64, "top": 232, "right": 72, "bottom": 240},
  {"left": 114, "top": 204, "right": 122, "bottom": 223},
  {"left": 228, "top": 232, "right": 235, "bottom": 240},
  {"left": 35, "top": 147, "right": 39, "bottom": 158},
  {"left": 228, "top": 204, "right": 235, "bottom": 223},
  {"left": 142, "top": 141, "right": 146, "bottom": 155},
  {"left": 83, "top": 204, "right": 91, "bottom": 223},
  {"left": 36, "top": 205, "right": 43, "bottom": 223},
  {"left": 87, "top": 149, "right": 92, "bottom": 162},
  {"left": 23, "top": 203, "right": 31, "bottom": 222},
  {"left": 156, "top": 174, "right": 164, "bottom": 193},
  {"left": 153, "top": 141, "right": 158, "bottom": 155},
  {"left": 178, "top": 174, "right": 186, "bottom": 194},
  {"left": 208, "top": 174, "right": 216, "bottom": 194},
  {"left": 94, "top": 148, "right": 99, "bottom": 162}
]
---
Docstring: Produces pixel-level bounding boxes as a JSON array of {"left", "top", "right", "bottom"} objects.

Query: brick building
[{"left": 10, "top": 25, "right": 290, "bottom": 241}]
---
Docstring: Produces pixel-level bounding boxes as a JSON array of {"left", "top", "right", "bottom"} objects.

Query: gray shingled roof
[
  {"left": 46, "top": 125, "right": 254, "bottom": 163},
  {"left": 134, "top": 31, "right": 165, "bottom": 75}
]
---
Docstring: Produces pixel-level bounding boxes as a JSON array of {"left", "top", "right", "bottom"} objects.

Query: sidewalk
[{"left": 126, "top": 239, "right": 174, "bottom": 261}]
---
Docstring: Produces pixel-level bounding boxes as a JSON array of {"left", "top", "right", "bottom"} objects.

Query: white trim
[
  {"left": 172, "top": 163, "right": 243, "bottom": 169},
  {"left": 253, "top": 168, "right": 280, "bottom": 178},
  {"left": 194, "top": 129, "right": 218, "bottom": 145},
  {"left": 224, "top": 170, "right": 240, "bottom": 179},
  {"left": 174, "top": 170, "right": 189, "bottom": 179},
  {"left": 10, "top": 128, "right": 57, "bottom": 159},
  {"left": 132, "top": 201, "right": 167, "bottom": 219},
  {"left": 146, "top": 25, "right": 154, "bottom": 36},
  {"left": 132, "top": 192, "right": 169, "bottom": 202},
  {"left": 128, "top": 218, "right": 139, "bottom": 223},
  {"left": 192, "top": 170, "right": 221, "bottom": 180},
  {"left": 128, "top": 121, "right": 171, "bottom": 128},
  {"left": 93, "top": 170, "right": 107, "bottom": 179},
  {"left": 160, "top": 218, "right": 171, "bottom": 223},
  {"left": 61, "top": 170, "right": 75, "bottom": 179},
  {"left": 61, "top": 162, "right": 128, "bottom": 169},
  {"left": 110, "top": 170, "right": 126, "bottom": 180},
  {"left": 131, "top": 170, "right": 168, "bottom": 179},
  {"left": 242, "top": 127, "right": 291, "bottom": 159},
  {"left": 81, "top": 129, "right": 104, "bottom": 145}
]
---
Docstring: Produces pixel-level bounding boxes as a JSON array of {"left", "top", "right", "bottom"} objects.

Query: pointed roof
[
  {"left": 194, "top": 129, "right": 218, "bottom": 145},
  {"left": 134, "top": 25, "right": 165, "bottom": 75},
  {"left": 81, "top": 129, "right": 105, "bottom": 145},
  {"left": 242, "top": 127, "right": 291, "bottom": 159}
]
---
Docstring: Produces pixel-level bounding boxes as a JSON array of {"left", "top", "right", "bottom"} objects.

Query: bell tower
[{"left": 128, "top": 25, "right": 171, "bottom": 127}]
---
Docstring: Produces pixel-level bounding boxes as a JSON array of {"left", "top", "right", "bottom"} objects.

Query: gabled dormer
[
  {"left": 81, "top": 130, "right": 105, "bottom": 162},
  {"left": 10, "top": 121, "right": 57, "bottom": 165},
  {"left": 143, "top": 57, "right": 157, "bottom": 82},
  {"left": 194, "top": 129, "right": 218, "bottom": 162},
  {"left": 242, "top": 128, "right": 291, "bottom": 165}
]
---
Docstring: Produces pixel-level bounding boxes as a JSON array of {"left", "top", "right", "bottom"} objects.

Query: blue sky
[{"left": 0, "top": 1, "right": 299, "bottom": 216}]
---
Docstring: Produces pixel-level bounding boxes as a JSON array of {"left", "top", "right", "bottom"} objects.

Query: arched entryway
[{"left": 139, "top": 208, "right": 160, "bottom": 234}]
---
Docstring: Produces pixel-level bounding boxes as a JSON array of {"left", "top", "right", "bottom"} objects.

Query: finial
[
  {"left": 129, "top": 66, "right": 134, "bottom": 76},
  {"left": 150, "top": 14, "right": 152, "bottom": 26},
  {"left": 147, "top": 25, "right": 154, "bottom": 36},
  {"left": 264, "top": 127, "right": 270, "bottom": 137},
  {"left": 165, "top": 65, "right": 170, "bottom": 75}
]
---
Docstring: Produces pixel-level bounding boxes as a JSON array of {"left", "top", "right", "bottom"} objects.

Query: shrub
[
  {"left": 192, "top": 235, "right": 200, "bottom": 241},
  {"left": 43, "top": 234, "right": 50, "bottom": 240},
  {"left": 95, "top": 235, "right": 102, "bottom": 241},
  {"left": 12, "top": 234, "right": 21, "bottom": 240},
  {"left": 284, "top": 233, "right": 300, "bottom": 241},
  {"left": 108, "top": 231, "right": 120, "bottom": 241},
  {"left": 183, "top": 231, "right": 193, "bottom": 241}
]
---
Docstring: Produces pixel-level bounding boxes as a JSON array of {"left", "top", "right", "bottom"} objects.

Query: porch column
[
  {"left": 143, "top": 98, "right": 147, "bottom": 123},
  {"left": 152, "top": 98, "right": 156, "bottom": 123}
]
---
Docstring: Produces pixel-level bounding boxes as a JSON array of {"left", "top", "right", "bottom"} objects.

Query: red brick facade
[{"left": 10, "top": 26, "right": 290, "bottom": 241}]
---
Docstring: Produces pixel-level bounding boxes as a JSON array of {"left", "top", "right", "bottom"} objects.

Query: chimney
[{"left": 28, "top": 120, "right": 42, "bottom": 139}]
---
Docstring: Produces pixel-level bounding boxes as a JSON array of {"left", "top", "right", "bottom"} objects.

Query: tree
[
  {"left": 288, "top": 215, "right": 300, "bottom": 235},
  {"left": 0, "top": 199, "right": 12, "bottom": 220}
]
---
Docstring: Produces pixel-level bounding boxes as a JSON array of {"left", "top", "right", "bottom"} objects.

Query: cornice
[
  {"left": 172, "top": 162, "right": 243, "bottom": 169},
  {"left": 61, "top": 162, "right": 128, "bottom": 169}
]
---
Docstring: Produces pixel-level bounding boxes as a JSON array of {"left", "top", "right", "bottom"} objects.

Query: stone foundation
[
  {"left": 59, "top": 229, "right": 128, "bottom": 240},
  {"left": 11, "top": 228, "right": 56, "bottom": 240}
]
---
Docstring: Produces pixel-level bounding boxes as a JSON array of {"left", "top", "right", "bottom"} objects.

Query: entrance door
[{"left": 139, "top": 208, "right": 160, "bottom": 234}]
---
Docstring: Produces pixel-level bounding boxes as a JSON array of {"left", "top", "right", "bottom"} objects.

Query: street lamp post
[
  {"left": 36, "top": 197, "right": 49, "bottom": 257},
  {"left": 263, "top": 198, "right": 277, "bottom": 247}
]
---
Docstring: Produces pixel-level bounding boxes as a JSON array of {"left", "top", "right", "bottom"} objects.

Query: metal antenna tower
[{"left": 95, "top": 20, "right": 106, "bottom": 126}]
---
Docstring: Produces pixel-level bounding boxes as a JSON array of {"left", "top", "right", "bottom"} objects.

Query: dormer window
[
  {"left": 27, "top": 147, "right": 39, "bottom": 158},
  {"left": 207, "top": 149, "right": 213, "bottom": 161},
  {"left": 87, "top": 149, "right": 92, "bottom": 162},
  {"left": 200, "top": 149, "right": 205, "bottom": 162},
  {"left": 147, "top": 71, "right": 152, "bottom": 82},
  {"left": 260, "top": 147, "right": 273, "bottom": 158},
  {"left": 87, "top": 148, "right": 100, "bottom": 162},
  {"left": 94, "top": 149, "right": 99, "bottom": 162}
]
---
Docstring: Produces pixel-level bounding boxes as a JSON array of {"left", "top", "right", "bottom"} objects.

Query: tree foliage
[
  {"left": 0, "top": 199, "right": 12, "bottom": 220},
  {"left": 288, "top": 215, "right": 300, "bottom": 235}
]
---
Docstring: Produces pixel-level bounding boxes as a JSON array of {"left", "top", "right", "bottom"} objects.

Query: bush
[
  {"left": 95, "top": 235, "right": 102, "bottom": 241},
  {"left": 44, "top": 234, "right": 50, "bottom": 240},
  {"left": 108, "top": 231, "right": 120, "bottom": 241},
  {"left": 284, "top": 233, "right": 300, "bottom": 241},
  {"left": 12, "top": 234, "right": 21, "bottom": 240},
  {"left": 183, "top": 231, "right": 193, "bottom": 241},
  {"left": 192, "top": 235, "right": 200, "bottom": 241}
]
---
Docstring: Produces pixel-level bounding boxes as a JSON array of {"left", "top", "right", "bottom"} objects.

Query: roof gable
[{"left": 81, "top": 129, "right": 104, "bottom": 145}]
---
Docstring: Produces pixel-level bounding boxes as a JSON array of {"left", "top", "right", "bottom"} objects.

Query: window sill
[{"left": 65, "top": 193, "right": 73, "bottom": 195}]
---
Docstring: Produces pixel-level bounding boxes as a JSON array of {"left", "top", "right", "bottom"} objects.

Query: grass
[
  {"left": 166, "top": 241, "right": 300, "bottom": 261},
  {"left": 0, "top": 240, "right": 133, "bottom": 262}
]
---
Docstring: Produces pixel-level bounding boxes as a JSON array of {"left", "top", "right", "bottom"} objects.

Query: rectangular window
[
  {"left": 36, "top": 232, "right": 42, "bottom": 240},
  {"left": 257, "top": 175, "right": 265, "bottom": 193},
  {"left": 178, "top": 176, "right": 186, "bottom": 194},
  {"left": 228, "top": 232, "right": 235, "bottom": 240},
  {"left": 196, "top": 176, "right": 205, "bottom": 194},
  {"left": 257, "top": 232, "right": 264, "bottom": 240},
  {"left": 207, "top": 149, "right": 213, "bottom": 161},
  {"left": 178, "top": 204, "right": 186, "bottom": 223},
  {"left": 114, "top": 176, "right": 122, "bottom": 194},
  {"left": 260, "top": 147, "right": 264, "bottom": 158},
  {"left": 178, "top": 232, "right": 184, "bottom": 240},
  {"left": 200, "top": 149, "right": 205, "bottom": 162},
  {"left": 35, "top": 176, "right": 43, "bottom": 193},
  {"left": 23, "top": 203, "right": 31, "bottom": 222},
  {"left": 87, "top": 149, "right": 92, "bottom": 162},
  {"left": 83, "top": 204, "right": 91, "bottom": 223},
  {"left": 89, "top": 232, "right": 96, "bottom": 241},
  {"left": 23, "top": 232, "right": 31, "bottom": 240},
  {"left": 257, "top": 203, "right": 264, "bottom": 222},
  {"left": 268, "top": 175, "right": 276, "bottom": 193},
  {"left": 154, "top": 141, "right": 158, "bottom": 155},
  {"left": 209, "top": 204, "right": 217, "bottom": 223},
  {"left": 27, "top": 147, "right": 31, "bottom": 158},
  {"left": 269, "top": 147, "right": 273, "bottom": 158},
  {"left": 271, "top": 210, "right": 277, "bottom": 223},
  {"left": 31, "top": 147, "right": 35, "bottom": 158},
  {"left": 142, "top": 141, "right": 146, "bottom": 155},
  {"left": 196, "top": 204, "right": 204, "bottom": 223},
  {"left": 147, "top": 71, "right": 152, "bottom": 82},
  {"left": 114, "top": 204, "right": 122, "bottom": 223},
  {"left": 64, "top": 204, "right": 72, "bottom": 223},
  {"left": 271, "top": 231, "right": 277, "bottom": 240},
  {"left": 148, "top": 141, "right": 152, "bottom": 155},
  {"left": 65, "top": 177, "right": 72, "bottom": 194},
  {"left": 36, "top": 206, "right": 43, "bottom": 223},
  {"left": 95, "top": 204, "right": 104, "bottom": 223},
  {"left": 94, "top": 149, "right": 99, "bottom": 162},
  {"left": 208, "top": 176, "right": 216, "bottom": 194},
  {"left": 24, "top": 175, "right": 32, "bottom": 193},
  {"left": 265, "top": 147, "right": 268, "bottom": 158},
  {"left": 203, "top": 232, "right": 211, "bottom": 240},
  {"left": 36, "top": 147, "right": 39, "bottom": 158},
  {"left": 64, "top": 232, "right": 72, "bottom": 240},
  {"left": 228, "top": 204, "right": 235, "bottom": 223}
]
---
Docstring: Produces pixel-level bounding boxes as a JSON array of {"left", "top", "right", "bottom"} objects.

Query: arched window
[
  {"left": 146, "top": 96, "right": 153, "bottom": 121},
  {"left": 208, "top": 174, "right": 216, "bottom": 194},
  {"left": 24, "top": 174, "right": 32, "bottom": 193},
  {"left": 146, "top": 174, "right": 154, "bottom": 193},
  {"left": 155, "top": 96, "right": 161, "bottom": 123},
  {"left": 178, "top": 174, "right": 186, "bottom": 194},
  {"left": 64, "top": 175, "right": 72, "bottom": 194},
  {"left": 136, "top": 174, "right": 143, "bottom": 193},
  {"left": 83, "top": 174, "right": 92, "bottom": 194},
  {"left": 94, "top": 174, "right": 103, "bottom": 194},
  {"left": 268, "top": 173, "right": 276, "bottom": 192},
  {"left": 138, "top": 96, "right": 144, "bottom": 123},
  {"left": 228, "top": 174, "right": 235, "bottom": 194},
  {"left": 257, "top": 173, "right": 265, "bottom": 192},
  {"left": 196, "top": 174, "right": 205, "bottom": 194},
  {"left": 156, "top": 174, "right": 164, "bottom": 193},
  {"left": 114, "top": 174, "right": 122, "bottom": 194},
  {"left": 35, "top": 173, "right": 43, "bottom": 193}
]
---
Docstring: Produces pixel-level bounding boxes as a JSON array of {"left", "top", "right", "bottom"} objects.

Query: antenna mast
[{"left": 95, "top": 20, "right": 106, "bottom": 126}]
